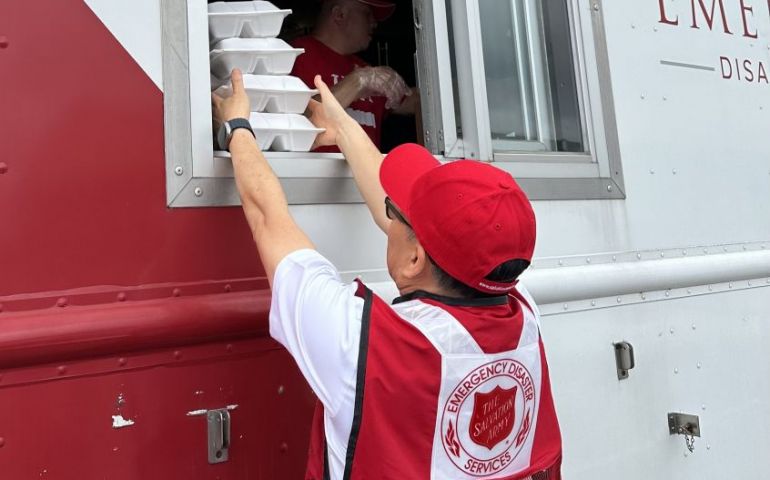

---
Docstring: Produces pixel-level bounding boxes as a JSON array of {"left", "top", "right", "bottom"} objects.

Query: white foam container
[
  {"left": 208, "top": 1, "right": 291, "bottom": 43},
  {"left": 215, "top": 75, "right": 318, "bottom": 114},
  {"left": 249, "top": 113, "right": 324, "bottom": 152},
  {"left": 210, "top": 38, "right": 304, "bottom": 78}
]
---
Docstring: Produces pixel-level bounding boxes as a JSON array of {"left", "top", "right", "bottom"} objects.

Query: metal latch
[
  {"left": 668, "top": 412, "right": 701, "bottom": 452},
  {"left": 187, "top": 405, "right": 237, "bottom": 464},
  {"left": 613, "top": 341, "right": 635, "bottom": 379}
]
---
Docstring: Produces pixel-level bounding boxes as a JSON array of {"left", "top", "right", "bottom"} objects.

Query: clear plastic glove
[{"left": 356, "top": 66, "right": 411, "bottom": 109}]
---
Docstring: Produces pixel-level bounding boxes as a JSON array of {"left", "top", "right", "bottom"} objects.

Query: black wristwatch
[{"left": 217, "top": 118, "right": 255, "bottom": 150}]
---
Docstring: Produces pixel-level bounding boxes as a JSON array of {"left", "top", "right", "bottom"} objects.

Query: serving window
[
  {"left": 162, "top": 0, "right": 623, "bottom": 208},
  {"left": 433, "top": 0, "right": 625, "bottom": 199}
]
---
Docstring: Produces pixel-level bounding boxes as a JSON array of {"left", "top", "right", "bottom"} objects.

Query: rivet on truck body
[
  {"left": 0, "top": 36, "right": 8, "bottom": 49},
  {"left": 194, "top": 187, "right": 203, "bottom": 197},
  {"left": 118, "top": 358, "right": 127, "bottom": 367},
  {"left": 57, "top": 298, "right": 68, "bottom": 308},
  {"left": 173, "top": 288, "right": 181, "bottom": 297},
  {"left": 0, "top": 162, "right": 8, "bottom": 174},
  {"left": 117, "top": 292, "right": 127, "bottom": 302},
  {"left": 0, "top": 437, "right": 5, "bottom": 447},
  {"left": 174, "top": 166, "right": 184, "bottom": 176},
  {"left": 57, "top": 366, "right": 67, "bottom": 375}
]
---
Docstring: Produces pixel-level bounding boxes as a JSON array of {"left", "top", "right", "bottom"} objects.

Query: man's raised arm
[
  {"left": 307, "top": 75, "right": 391, "bottom": 233},
  {"left": 212, "top": 69, "right": 315, "bottom": 286}
]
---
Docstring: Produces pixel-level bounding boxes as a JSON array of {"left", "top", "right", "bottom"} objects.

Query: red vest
[{"left": 306, "top": 282, "right": 561, "bottom": 479}]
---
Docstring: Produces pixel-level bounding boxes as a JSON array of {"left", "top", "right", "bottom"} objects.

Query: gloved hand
[{"left": 355, "top": 66, "right": 411, "bottom": 109}]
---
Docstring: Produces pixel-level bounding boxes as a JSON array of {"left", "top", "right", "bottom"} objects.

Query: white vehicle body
[{"left": 86, "top": 0, "right": 770, "bottom": 477}]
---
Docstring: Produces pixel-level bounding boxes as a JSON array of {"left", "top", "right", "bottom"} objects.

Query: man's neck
[{"left": 397, "top": 282, "right": 454, "bottom": 300}]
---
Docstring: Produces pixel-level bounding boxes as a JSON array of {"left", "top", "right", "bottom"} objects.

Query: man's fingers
[
  {"left": 305, "top": 98, "right": 321, "bottom": 119},
  {"left": 307, "top": 98, "right": 320, "bottom": 111},
  {"left": 230, "top": 69, "right": 245, "bottom": 95},
  {"left": 211, "top": 93, "right": 223, "bottom": 108},
  {"left": 314, "top": 75, "right": 333, "bottom": 100}
]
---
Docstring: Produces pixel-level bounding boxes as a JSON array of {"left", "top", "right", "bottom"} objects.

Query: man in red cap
[
  {"left": 212, "top": 70, "right": 562, "bottom": 479},
  {"left": 290, "top": 0, "right": 418, "bottom": 151}
]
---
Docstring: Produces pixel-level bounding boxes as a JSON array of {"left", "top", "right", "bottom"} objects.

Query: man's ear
[
  {"left": 403, "top": 242, "right": 431, "bottom": 280},
  {"left": 331, "top": 4, "right": 347, "bottom": 23}
]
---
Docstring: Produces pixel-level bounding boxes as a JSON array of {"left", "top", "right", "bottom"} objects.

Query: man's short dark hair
[
  {"left": 401, "top": 222, "right": 529, "bottom": 299},
  {"left": 429, "top": 257, "right": 530, "bottom": 299},
  {"left": 318, "top": 0, "right": 348, "bottom": 19}
]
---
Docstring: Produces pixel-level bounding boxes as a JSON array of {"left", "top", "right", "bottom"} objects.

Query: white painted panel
[
  {"left": 595, "top": 0, "right": 770, "bottom": 250},
  {"left": 84, "top": 0, "right": 163, "bottom": 90},
  {"left": 541, "top": 287, "right": 770, "bottom": 479},
  {"left": 289, "top": 204, "right": 388, "bottom": 275}
]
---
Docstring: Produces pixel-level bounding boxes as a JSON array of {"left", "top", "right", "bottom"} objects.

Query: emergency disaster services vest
[{"left": 306, "top": 282, "right": 561, "bottom": 480}]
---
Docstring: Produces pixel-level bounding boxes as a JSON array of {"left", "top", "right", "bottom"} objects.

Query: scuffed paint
[{"left": 112, "top": 415, "right": 136, "bottom": 429}]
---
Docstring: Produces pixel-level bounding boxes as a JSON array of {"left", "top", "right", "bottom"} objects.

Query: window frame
[
  {"left": 161, "top": 0, "right": 363, "bottom": 207},
  {"left": 161, "top": 0, "right": 623, "bottom": 208},
  {"left": 441, "top": 0, "right": 625, "bottom": 200}
]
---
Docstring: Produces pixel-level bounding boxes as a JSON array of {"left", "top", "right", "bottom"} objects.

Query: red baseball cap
[
  {"left": 380, "top": 143, "right": 536, "bottom": 294},
  {"left": 357, "top": 0, "right": 396, "bottom": 21}
]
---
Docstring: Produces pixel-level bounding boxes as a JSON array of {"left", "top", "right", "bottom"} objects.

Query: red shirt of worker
[
  {"left": 212, "top": 70, "right": 562, "bottom": 479},
  {"left": 291, "top": 0, "right": 415, "bottom": 151}
]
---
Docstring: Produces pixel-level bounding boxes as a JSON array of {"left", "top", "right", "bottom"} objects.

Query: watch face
[{"left": 216, "top": 123, "right": 229, "bottom": 150}]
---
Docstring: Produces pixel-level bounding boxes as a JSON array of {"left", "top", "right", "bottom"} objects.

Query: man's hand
[
  {"left": 307, "top": 75, "right": 355, "bottom": 149},
  {"left": 354, "top": 66, "right": 411, "bottom": 109},
  {"left": 212, "top": 69, "right": 251, "bottom": 128}
]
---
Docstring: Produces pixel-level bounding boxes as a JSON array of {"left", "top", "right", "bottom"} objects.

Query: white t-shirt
[{"left": 269, "top": 249, "right": 363, "bottom": 480}]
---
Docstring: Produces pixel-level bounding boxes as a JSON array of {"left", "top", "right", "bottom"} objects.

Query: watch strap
[
  {"left": 227, "top": 118, "right": 254, "bottom": 137},
  {"left": 218, "top": 118, "right": 255, "bottom": 150}
]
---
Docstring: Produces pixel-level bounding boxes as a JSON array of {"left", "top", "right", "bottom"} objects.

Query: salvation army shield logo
[
  {"left": 469, "top": 385, "right": 517, "bottom": 449},
  {"left": 440, "top": 359, "right": 536, "bottom": 476}
]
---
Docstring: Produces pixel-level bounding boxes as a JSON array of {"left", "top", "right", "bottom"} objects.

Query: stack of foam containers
[{"left": 209, "top": 1, "right": 323, "bottom": 152}]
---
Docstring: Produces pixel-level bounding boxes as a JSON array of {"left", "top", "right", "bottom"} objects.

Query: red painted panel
[
  {"left": 0, "top": 290, "right": 270, "bottom": 369},
  {"left": 0, "top": 0, "right": 263, "bottom": 297},
  {"left": 0, "top": 338, "right": 316, "bottom": 479},
  {"left": 0, "top": 3, "right": 319, "bottom": 477}
]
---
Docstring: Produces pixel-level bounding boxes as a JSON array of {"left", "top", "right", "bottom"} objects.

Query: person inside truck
[
  {"left": 212, "top": 70, "right": 561, "bottom": 479},
  {"left": 289, "top": 0, "right": 419, "bottom": 152}
]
